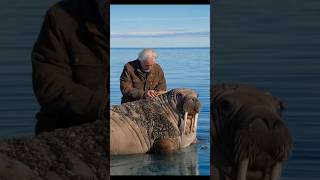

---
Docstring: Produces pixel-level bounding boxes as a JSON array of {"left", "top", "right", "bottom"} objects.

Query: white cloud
[
  {"left": 111, "top": 31, "right": 209, "bottom": 38},
  {"left": 112, "top": 17, "right": 209, "bottom": 22}
]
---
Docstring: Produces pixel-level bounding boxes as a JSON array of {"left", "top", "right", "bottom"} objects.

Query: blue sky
[{"left": 111, "top": 5, "right": 210, "bottom": 48}]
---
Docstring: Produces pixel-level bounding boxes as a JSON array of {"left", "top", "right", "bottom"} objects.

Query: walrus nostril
[
  {"left": 183, "top": 98, "right": 201, "bottom": 114},
  {"left": 262, "top": 118, "right": 282, "bottom": 130},
  {"left": 273, "top": 120, "right": 284, "bottom": 129},
  {"left": 262, "top": 118, "right": 272, "bottom": 129}
]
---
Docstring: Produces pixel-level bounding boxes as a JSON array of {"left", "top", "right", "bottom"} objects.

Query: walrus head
[
  {"left": 212, "top": 84, "right": 292, "bottom": 180},
  {"left": 159, "top": 88, "right": 201, "bottom": 148}
]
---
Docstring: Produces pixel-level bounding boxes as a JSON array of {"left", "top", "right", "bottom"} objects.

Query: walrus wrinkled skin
[
  {"left": 110, "top": 88, "right": 201, "bottom": 155},
  {"left": 0, "top": 121, "right": 108, "bottom": 180},
  {"left": 211, "top": 84, "right": 292, "bottom": 180}
]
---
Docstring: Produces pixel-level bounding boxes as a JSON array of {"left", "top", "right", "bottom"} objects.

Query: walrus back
[
  {"left": 0, "top": 121, "right": 109, "bottom": 180},
  {"left": 110, "top": 102, "right": 151, "bottom": 155},
  {"left": 110, "top": 95, "right": 185, "bottom": 155}
]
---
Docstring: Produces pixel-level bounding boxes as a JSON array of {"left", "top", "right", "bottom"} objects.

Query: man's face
[{"left": 140, "top": 57, "right": 155, "bottom": 73}]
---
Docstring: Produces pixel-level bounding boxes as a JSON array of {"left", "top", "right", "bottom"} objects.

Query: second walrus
[{"left": 211, "top": 84, "right": 292, "bottom": 180}]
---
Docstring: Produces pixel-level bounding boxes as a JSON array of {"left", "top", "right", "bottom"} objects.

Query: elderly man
[
  {"left": 31, "top": 0, "right": 109, "bottom": 134},
  {"left": 120, "top": 48, "right": 167, "bottom": 104}
]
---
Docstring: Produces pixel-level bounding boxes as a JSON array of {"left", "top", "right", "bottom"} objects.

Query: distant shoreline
[{"left": 111, "top": 47, "right": 209, "bottom": 49}]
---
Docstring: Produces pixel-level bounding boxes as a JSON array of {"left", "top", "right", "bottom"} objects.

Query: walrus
[
  {"left": 0, "top": 120, "right": 108, "bottom": 180},
  {"left": 211, "top": 84, "right": 292, "bottom": 180},
  {"left": 110, "top": 88, "right": 201, "bottom": 155}
]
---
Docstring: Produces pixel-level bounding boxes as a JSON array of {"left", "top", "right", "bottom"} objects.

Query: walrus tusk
[
  {"left": 180, "top": 112, "right": 188, "bottom": 135},
  {"left": 189, "top": 114, "right": 193, "bottom": 133},
  {"left": 237, "top": 158, "right": 249, "bottom": 180},
  {"left": 270, "top": 162, "right": 282, "bottom": 180},
  {"left": 183, "top": 112, "right": 188, "bottom": 134},
  {"left": 192, "top": 113, "right": 199, "bottom": 132}
]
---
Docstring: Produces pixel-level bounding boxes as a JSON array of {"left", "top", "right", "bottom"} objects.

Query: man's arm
[
  {"left": 120, "top": 64, "right": 145, "bottom": 100},
  {"left": 32, "top": 7, "right": 103, "bottom": 120},
  {"left": 155, "top": 65, "right": 167, "bottom": 91}
]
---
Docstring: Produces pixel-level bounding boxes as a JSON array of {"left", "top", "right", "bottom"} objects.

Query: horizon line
[{"left": 111, "top": 47, "right": 210, "bottom": 49}]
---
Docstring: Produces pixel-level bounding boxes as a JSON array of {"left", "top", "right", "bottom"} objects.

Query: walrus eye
[
  {"left": 176, "top": 92, "right": 183, "bottom": 100},
  {"left": 220, "top": 99, "right": 233, "bottom": 113},
  {"left": 279, "top": 101, "right": 284, "bottom": 112}
]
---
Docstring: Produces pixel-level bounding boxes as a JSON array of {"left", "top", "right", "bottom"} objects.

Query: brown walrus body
[
  {"left": 211, "top": 84, "right": 292, "bottom": 180},
  {"left": 110, "top": 88, "right": 201, "bottom": 155},
  {"left": 0, "top": 120, "right": 108, "bottom": 180}
]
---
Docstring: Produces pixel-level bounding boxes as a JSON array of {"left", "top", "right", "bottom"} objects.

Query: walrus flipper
[{"left": 150, "top": 138, "right": 180, "bottom": 154}]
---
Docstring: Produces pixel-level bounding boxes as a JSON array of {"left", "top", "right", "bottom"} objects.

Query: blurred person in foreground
[{"left": 31, "top": 0, "right": 109, "bottom": 135}]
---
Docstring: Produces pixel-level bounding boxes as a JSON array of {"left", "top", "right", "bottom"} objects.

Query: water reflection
[{"left": 110, "top": 143, "right": 200, "bottom": 176}]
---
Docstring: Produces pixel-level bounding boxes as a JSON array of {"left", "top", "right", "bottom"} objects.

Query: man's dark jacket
[
  {"left": 32, "top": 0, "right": 109, "bottom": 134},
  {"left": 120, "top": 59, "right": 167, "bottom": 103}
]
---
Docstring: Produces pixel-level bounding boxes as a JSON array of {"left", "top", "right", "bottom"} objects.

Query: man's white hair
[{"left": 138, "top": 48, "right": 158, "bottom": 62}]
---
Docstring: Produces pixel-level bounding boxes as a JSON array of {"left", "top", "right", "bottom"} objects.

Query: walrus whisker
[
  {"left": 270, "top": 162, "right": 282, "bottom": 180},
  {"left": 237, "top": 158, "right": 249, "bottom": 180}
]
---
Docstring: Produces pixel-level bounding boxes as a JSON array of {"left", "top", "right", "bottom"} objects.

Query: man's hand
[{"left": 144, "top": 90, "right": 158, "bottom": 98}]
